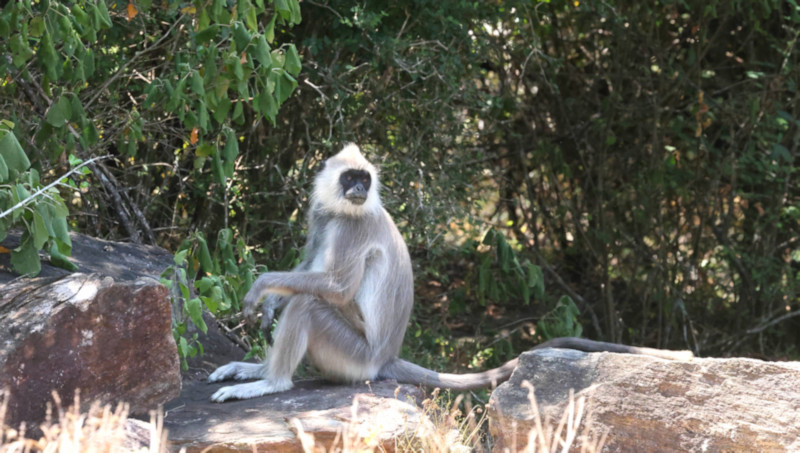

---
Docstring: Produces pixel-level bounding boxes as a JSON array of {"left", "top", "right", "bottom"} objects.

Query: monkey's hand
[{"left": 259, "top": 294, "right": 283, "bottom": 343}]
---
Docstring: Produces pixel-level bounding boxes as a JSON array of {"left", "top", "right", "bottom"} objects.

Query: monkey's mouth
[{"left": 345, "top": 194, "right": 367, "bottom": 205}]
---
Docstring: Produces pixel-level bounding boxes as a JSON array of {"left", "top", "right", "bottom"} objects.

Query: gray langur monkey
[{"left": 208, "top": 144, "right": 693, "bottom": 402}]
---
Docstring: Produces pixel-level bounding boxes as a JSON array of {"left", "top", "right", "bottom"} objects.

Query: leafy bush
[{"left": 0, "top": 121, "right": 77, "bottom": 276}]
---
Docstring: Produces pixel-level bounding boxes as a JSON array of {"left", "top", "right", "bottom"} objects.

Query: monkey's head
[{"left": 313, "top": 144, "right": 381, "bottom": 217}]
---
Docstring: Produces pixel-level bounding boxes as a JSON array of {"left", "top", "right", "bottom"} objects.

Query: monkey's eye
[{"left": 345, "top": 175, "right": 352, "bottom": 181}]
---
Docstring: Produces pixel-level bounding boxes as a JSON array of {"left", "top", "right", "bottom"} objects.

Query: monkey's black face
[{"left": 340, "top": 169, "right": 371, "bottom": 205}]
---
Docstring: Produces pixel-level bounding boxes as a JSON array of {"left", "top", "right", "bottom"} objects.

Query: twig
[
  {"left": 746, "top": 309, "right": 800, "bottom": 335},
  {"left": 0, "top": 155, "right": 110, "bottom": 220},
  {"left": 84, "top": 15, "right": 186, "bottom": 109},
  {"left": 92, "top": 162, "right": 156, "bottom": 244},
  {"left": 217, "top": 319, "right": 253, "bottom": 352},
  {"left": 89, "top": 161, "right": 140, "bottom": 243}
]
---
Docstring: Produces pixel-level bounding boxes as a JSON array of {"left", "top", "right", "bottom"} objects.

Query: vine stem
[{"left": 0, "top": 155, "right": 110, "bottom": 220}]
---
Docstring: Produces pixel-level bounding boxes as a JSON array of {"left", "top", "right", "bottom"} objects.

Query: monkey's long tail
[{"left": 378, "top": 337, "right": 694, "bottom": 391}]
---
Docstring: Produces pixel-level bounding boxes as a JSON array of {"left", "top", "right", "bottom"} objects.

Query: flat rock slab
[
  {"left": 489, "top": 349, "right": 800, "bottom": 452},
  {"left": 165, "top": 379, "right": 428, "bottom": 452},
  {"left": 0, "top": 231, "right": 172, "bottom": 284}
]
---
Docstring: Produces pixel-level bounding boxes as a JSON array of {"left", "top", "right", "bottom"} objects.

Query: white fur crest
[{"left": 313, "top": 144, "right": 382, "bottom": 217}]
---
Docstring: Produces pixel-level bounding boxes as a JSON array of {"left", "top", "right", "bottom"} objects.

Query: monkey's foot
[
  {"left": 207, "top": 362, "right": 264, "bottom": 383},
  {"left": 210, "top": 379, "right": 293, "bottom": 402}
]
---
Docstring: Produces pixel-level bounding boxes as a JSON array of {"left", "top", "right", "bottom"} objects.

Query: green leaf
[
  {"left": 257, "top": 89, "right": 277, "bottom": 125},
  {"left": 46, "top": 96, "right": 73, "bottom": 127},
  {"left": 265, "top": 14, "right": 276, "bottom": 43},
  {"left": 275, "top": 0, "right": 290, "bottom": 20},
  {"left": 245, "top": 3, "right": 258, "bottom": 31},
  {"left": 0, "top": 128, "right": 31, "bottom": 176},
  {"left": 11, "top": 236, "right": 41, "bottom": 276},
  {"left": 198, "top": 101, "right": 210, "bottom": 131},
  {"left": 186, "top": 297, "right": 208, "bottom": 333},
  {"left": 193, "top": 24, "right": 219, "bottom": 45},
  {"left": 276, "top": 71, "right": 297, "bottom": 103},
  {"left": 32, "top": 211, "right": 49, "bottom": 249},
  {"left": 70, "top": 95, "right": 87, "bottom": 122},
  {"left": 196, "top": 143, "right": 215, "bottom": 157},
  {"left": 191, "top": 70, "right": 205, "bottom": 97},
  {"left": 213, "top": 97, "right": 232, "bottom": 124},
  {"left": 83, "top": 48, "right": 96, "bottom": 77},
  {"left": 95, "top": 0, "right": 113, "bottom": 28},
  {"left": 49, "top": 242, "right": 78, "bottom": 271},
  {"left": 232, "top": 57, "right": 244, "bottom": 81},
  {"left": 51, "top": 212, "right": 71, "bottom": 250},
  {"left": 222, "top": 128, "right": 239, "bottom": 177},
  {"left": 9, "top": 34, "right": 34, "bottom": 68},
  {"left": 288, "top": 0, "right": 301, "bottom": 24},
  {"left": 196, "top": 234, "right": 214, "bottom": 274},
  {"left": 73, "top": 4, "right": 91, "bottom": 28},
  {"left": 29, "top": 16, "right": 46, "bottom": 37},
  {"left": 0, "top": 155, "right": 8, "bottom": 182},
  {"left": 201, "top": 296, "right": 220, "bottom": 314},
  {"left": 253, "top": 35, "right": 272, "bottom": 68},
  {"left": 38, "top": 31, "right": 60, "bottom": 80},
  {"left": 232, "top": 21, "right": 251, "bottom": 52},
  {"left": 285, "top": 44, "right": 301, "bottom": 76},
  {"left": 179, "top": 336, "right": 190, "bottom": 357},
  {"left": 174, "top": 248, "right": 188, "bottom": 265},
  {"left": 772, "top": 143, "right": 791, "bottom": 162}
]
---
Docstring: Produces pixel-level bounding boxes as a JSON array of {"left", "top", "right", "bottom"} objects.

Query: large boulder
[
  {"left": 488, "top": 349, "right": 800, "bottom": 452},
  {"left": 0, "top": 274, "right": 181, "bottom": 429},
  {"left": 0, "top": 233, "right": 179, "bottom": 429},
  {"left": 165, "top": 379, "right": 429, "bottom": 452}
]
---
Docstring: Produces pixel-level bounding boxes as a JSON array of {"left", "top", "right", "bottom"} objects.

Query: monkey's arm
[
  {"left": 242, "top": 256, "right": 316, "bottom": 326},
  {"left": 243, "top": 267, "right": 365, "bottom": 310}
]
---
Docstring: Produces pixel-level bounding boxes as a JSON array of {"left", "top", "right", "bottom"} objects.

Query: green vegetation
[{"left": 1, "top": 0, "right": 799, "bottom": 366}]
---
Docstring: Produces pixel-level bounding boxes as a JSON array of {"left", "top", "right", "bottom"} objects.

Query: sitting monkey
[{"left": 208, "top": 144, "right": 692, "bottom": 402}]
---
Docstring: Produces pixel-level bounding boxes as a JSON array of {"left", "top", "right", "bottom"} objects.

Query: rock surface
[
  {"left": 0, "top": 273, "right": 181, "bottom": 429},
  {"left": 0, "top": 232, "right": 179, "bottom": 429},
  {"left": 0, "top": 231, "right": 173, "bottom": 284},
  {"left": 165, "top": 379, "right": 428, "bottom": 452},
  {"left": 488, "top": 349, "right": 800, "bottom": 452}
]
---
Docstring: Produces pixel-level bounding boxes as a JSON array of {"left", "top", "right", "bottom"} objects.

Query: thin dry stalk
[{"left": 1, "top": 390, "right": 169, "bottom": 453}]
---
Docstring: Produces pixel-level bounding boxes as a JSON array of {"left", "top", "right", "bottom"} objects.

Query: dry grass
[
  {"left": 292, "top": 383, "right": 605, "bottom": 453},
  {"left": 0, "top": 390, "right": 167, "bottom": 453},
  {"left": 1, "top": 384, "right": 604, "bottom": 453}
]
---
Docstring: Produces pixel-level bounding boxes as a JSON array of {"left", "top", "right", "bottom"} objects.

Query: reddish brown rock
[
  {"left": 488, "top": 349, "right": 800, "bottom": 452},
  {"left": 0, "top": 273, "right": 181, "bottom": 429}
]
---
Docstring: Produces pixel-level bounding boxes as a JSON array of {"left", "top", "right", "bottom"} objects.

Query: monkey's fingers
[
  {"left": 242, "top": 303, "right": 260, "bottom": 326},
  {"left": 260, "top": 307, "right": 276, "bottom": 343}
]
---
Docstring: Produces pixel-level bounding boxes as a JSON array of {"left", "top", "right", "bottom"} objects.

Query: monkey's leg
[{"left": 210, "top": 296, "right": 375, "bottom": 402}]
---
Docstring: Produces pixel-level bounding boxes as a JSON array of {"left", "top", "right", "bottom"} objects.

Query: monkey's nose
[{"left": 346, "top": 185, "right": 368, "bottom": 204}]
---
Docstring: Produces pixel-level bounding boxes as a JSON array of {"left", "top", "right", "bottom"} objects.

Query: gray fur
[{"left": 208, "top": 144, "right": 693, "bottom": 402}]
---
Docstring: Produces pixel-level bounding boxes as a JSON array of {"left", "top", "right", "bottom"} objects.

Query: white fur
[
  {"left": 207, "top": 361, "right": 264, "bottom": 382},
  {"left": 312, "top": 144, "right": 382, "bottom": 217},
  {"left": 355, "top": 248, "right": 387, "bottom": 347},
  {"left": 308, "top": 343, "right": 380, "bottom": 381},
  {"left": 210, "top": 378, "right": 294, "bottom": 402}
]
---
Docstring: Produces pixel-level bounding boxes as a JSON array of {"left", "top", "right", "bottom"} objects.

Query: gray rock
[
  {"left": 488, "top": 349, "right": 800, "bottom": 452},
  {"left": 165, "top": 379, "right": 428, "bottom": 452}
]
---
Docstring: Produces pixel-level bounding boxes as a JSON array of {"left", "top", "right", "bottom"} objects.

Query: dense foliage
[{"left": 2, "top": 0, "right": 799, "bottom": 366}]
